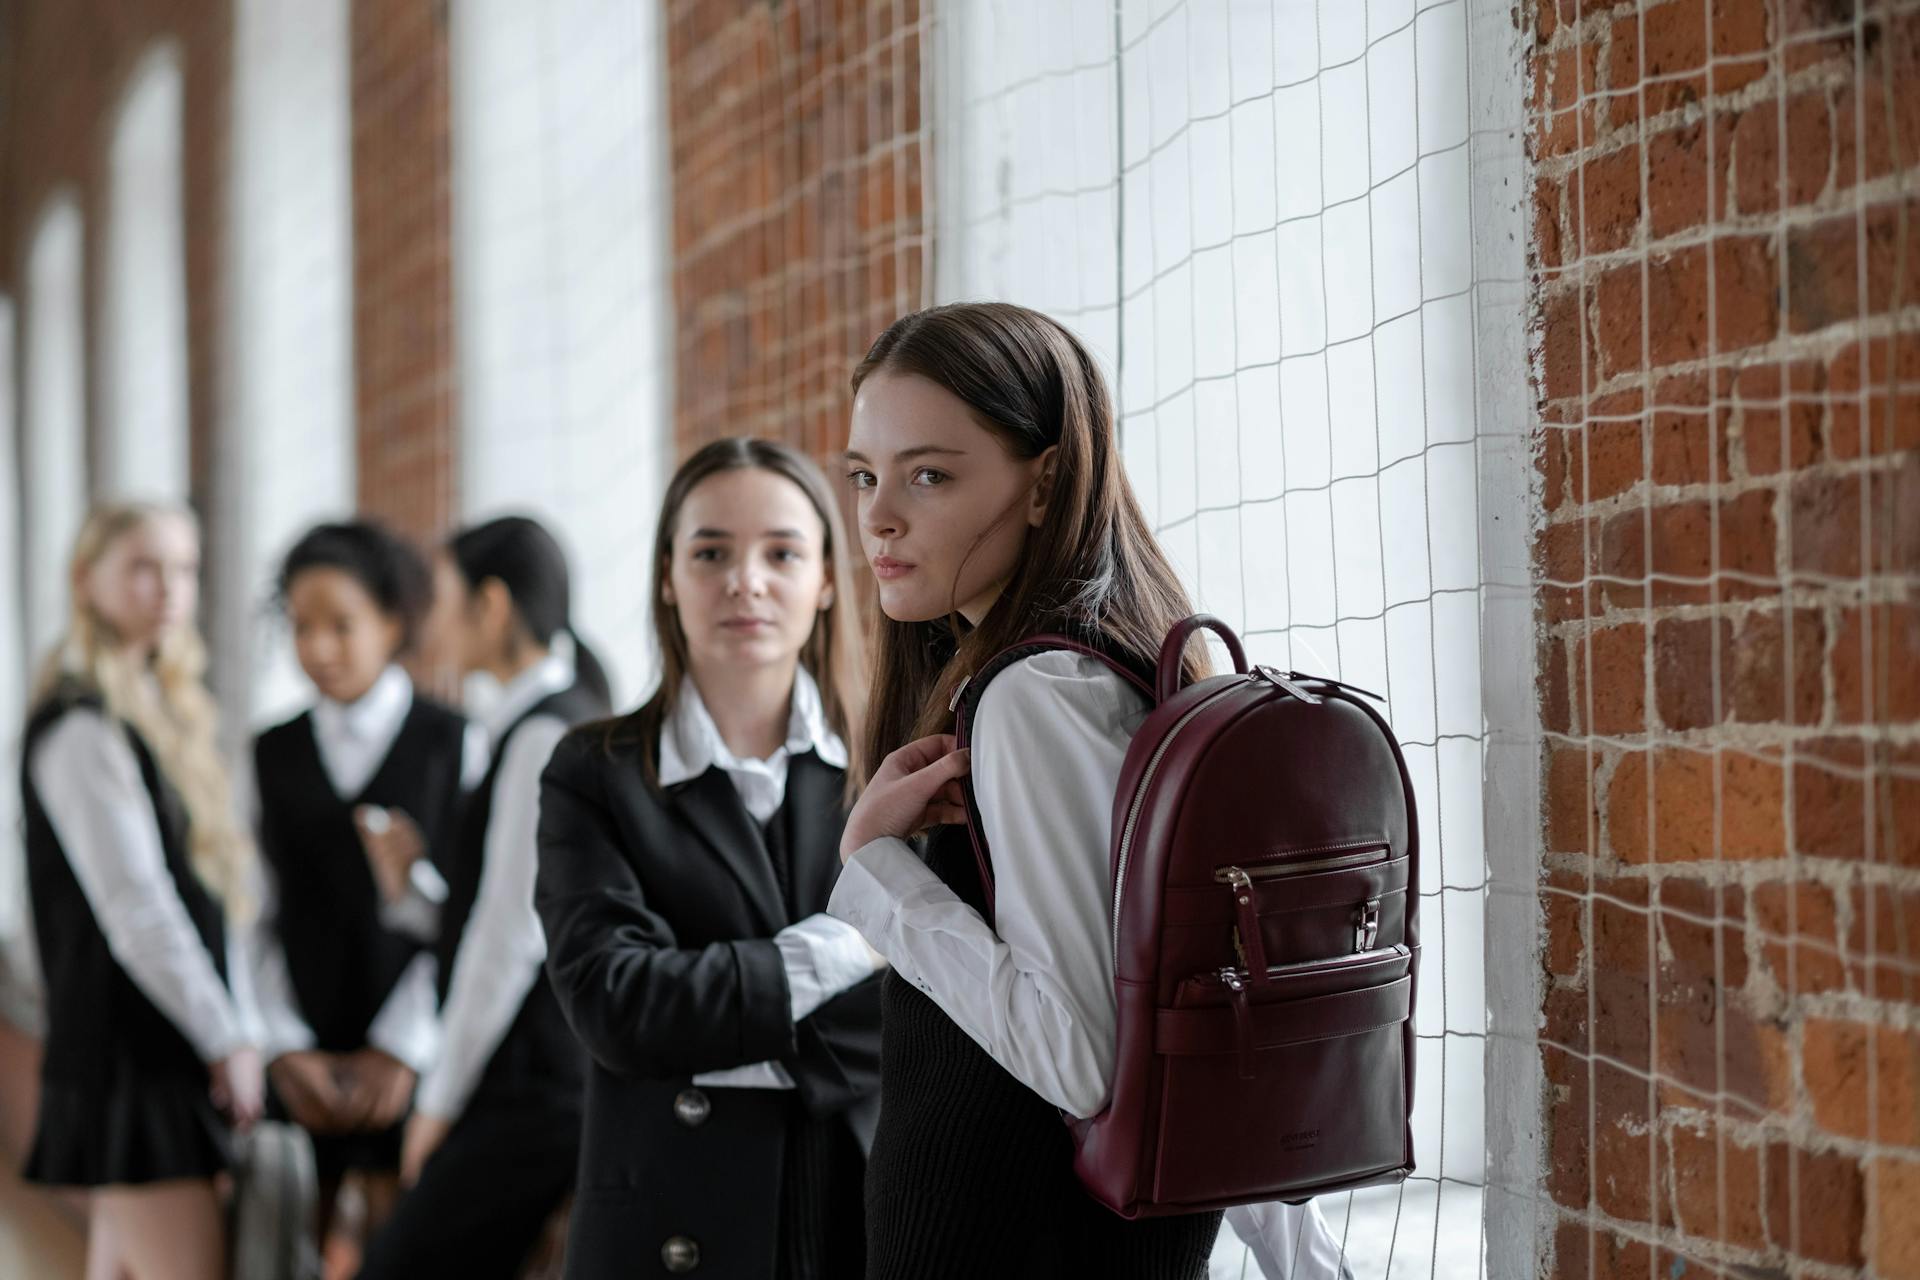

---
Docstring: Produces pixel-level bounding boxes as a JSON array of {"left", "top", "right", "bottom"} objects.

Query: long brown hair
[
  {"left": 33, "top": 502, "right": 256, "bottom": 914},
  {"left": 851, "top": 302, "right": 1201, "bottom": 783},
  {"left": 621, "top": 438, "right": 866, "bottom": 787}
]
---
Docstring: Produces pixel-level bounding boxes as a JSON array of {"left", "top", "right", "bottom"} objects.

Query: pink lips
[{"left": 872, "top": 556, "right": 915, "bottom": 581}]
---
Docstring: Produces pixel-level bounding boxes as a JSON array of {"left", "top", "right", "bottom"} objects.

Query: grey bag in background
[{"left": 230, "top": 1120, "right": 322, "bottom": 1280}]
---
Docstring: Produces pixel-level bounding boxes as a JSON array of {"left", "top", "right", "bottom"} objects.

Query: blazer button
[
  {"left": 661, "top": 1236, "right": 700, "bottom": 1273},
  {"left": 673, "top": 1088, "right": 711, "bottom": 1127}
]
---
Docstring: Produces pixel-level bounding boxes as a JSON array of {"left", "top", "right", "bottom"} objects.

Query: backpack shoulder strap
[{"left": 949, "top": 635, "right": 1155, "bottom": 918}]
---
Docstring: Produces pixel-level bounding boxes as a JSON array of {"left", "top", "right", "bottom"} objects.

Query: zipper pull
[
  {"left": 947, "top": 674, "right": 973, "bottom": 713},
  {"left": 1252, "top": 665, "right": 1323, "bottom": 705},
  {"left": 1220, "top": 967, "right": 1256, "bottom": 1080},
  {"left": 1354, "top": 898, "right": 1382, "bottom": 952},
  {"left": 1223, "top": 867, "right": 1271, "bottom": 983}
]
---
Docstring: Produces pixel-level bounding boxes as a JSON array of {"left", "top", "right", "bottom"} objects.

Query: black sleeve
[
  {"left": 784, "top": 974, "right": 883, "bottom": 1119},
  {"left": 534, "top": 733, "right": 796, "bottom": 1079}
]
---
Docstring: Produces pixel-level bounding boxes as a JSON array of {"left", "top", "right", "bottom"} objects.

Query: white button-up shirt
[
  {"left": 660, "top": 667, "right": 879, "bottom": 1090},
  {"left": 415, "top": 650, "right": 576, "bottom": 1121},
  {"left": 249, "top": 666, "right": 485, "bottom": 1072},
  {"left": 828, "top": 650, "right": 1348, "bottom": 1279},
  {"left": 28, "top": 707, "right": 260, "bottom": 1062}
]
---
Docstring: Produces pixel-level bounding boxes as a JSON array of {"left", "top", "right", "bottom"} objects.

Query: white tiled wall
[
  {"left": 217, "top": 0, "right": 356, "bottom": 731},
  {"left": 451, "top": 0, "right": 675, "bottom": 710},
  {"left": 21, "top": 196, "right": 88, "bottom": 673},
  {"left": 100, "top": 43, "right": 191, "bottom": 505}
]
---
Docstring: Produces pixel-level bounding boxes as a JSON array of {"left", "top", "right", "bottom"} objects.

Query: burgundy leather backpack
[{"left": 952, "top": 615, "right": 1419, "bottom": 1218}]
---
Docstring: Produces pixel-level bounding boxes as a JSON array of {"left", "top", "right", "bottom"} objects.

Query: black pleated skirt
[{"left": 24, "top": 1069, "right": 230, "bottom": 1187}]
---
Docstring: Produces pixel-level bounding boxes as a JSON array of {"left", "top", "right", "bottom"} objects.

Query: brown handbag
[{"left": 952, "top": 614, "right": 1419, "bottom": 1218}]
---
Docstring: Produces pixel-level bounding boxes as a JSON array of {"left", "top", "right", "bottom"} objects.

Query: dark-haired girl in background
[
  {"left": 249, "top": 520, "right": 483, "bottom": 1247},
  {"left": 355, "top": 515, "right": 611, "bottom": 1280},
  {"left": 536, "top": 439, "right": 882, "bottom": 1280}
]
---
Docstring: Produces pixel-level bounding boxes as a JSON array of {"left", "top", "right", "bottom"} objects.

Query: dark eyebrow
[
  {"left": 842, "top": 446, "right": 968, "bottom": 464},
  {"left": 688, "top": 528, "right": 733, "bottom": 539}
]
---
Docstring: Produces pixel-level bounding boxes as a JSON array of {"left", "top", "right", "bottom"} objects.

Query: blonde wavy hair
[{"left": 31, "top": 502, "right": 255, "bottom": 913}]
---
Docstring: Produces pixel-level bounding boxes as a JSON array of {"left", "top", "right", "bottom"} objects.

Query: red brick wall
[
  {"left": 664, "top": 0, "right": 930, "bottom": 461},
  {"left": 350, "top": 0, "right": 457, "bottom": 543},
  {"left": 1531, "top": 0, "right": 1920, "bottom": 1274},
  {"left": 0, "top": 0, "right": 231, "bottom": 510}
]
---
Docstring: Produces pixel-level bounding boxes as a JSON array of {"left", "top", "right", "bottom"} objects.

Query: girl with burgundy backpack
[{"left": 829, "top": 303, "right": 1410, "bottom": 1279}]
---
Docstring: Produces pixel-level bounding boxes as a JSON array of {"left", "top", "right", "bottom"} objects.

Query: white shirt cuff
[
  {"left": 690, "top": 1060, "right": 798, "bottom": 1089},
  {"left": 772, "top": 911, "right": 879, "bottom": 1023},
  {"left": 377, "top": 869, "right": 445, "bottom": 942},
  {"left": 826, "top": 836, "right": 949, "bottom": 984}
]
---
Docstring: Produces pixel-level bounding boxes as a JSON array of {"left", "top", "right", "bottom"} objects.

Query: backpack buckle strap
[
  {"left": 1354, "top": 898, "right": 1382, "bottom": 953},
  {"left": 1219, "top": 968, "right": 1257, "bottom": 1081},
  {"left": 1223, "top": 867, "right": 1271, "bottom": 982}
]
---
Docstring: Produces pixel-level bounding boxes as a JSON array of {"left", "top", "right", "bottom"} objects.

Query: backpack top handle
[{"left": 1154, "top": 614, "right": 1248, "bottom": 704}]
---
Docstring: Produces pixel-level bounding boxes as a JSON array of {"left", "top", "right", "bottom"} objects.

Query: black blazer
[{"left": 535, "top": 722, "right": 881, "bottom": 1280}]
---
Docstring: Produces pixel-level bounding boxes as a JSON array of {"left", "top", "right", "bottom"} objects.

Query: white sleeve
[
  {"left": 686, "top": 913, "right": 876, "bottom": 1091},
  {"left": 1223, "top": 1200, "right": 1353, "bottom": 1280},
  {"left": 774, "top": 912, "right": 879, "bottom": 1022},
  {"left": 366, "top": 951, "right": 440, "bottom": 1073},
  {"left": 461, "top": 722, "right": 491, "bottom": 791},
  {"left": 413, "top": 717, "right": 565, "bottom": 1121},
  {"left": 829, "top": 652, "right": 1134, "bottom": 1118},
  {"left": 30, "top": 710, "right": 246, "bottom": 1062},
  {"left": 245, "top": 861, "right": 318, "bottom": 1061}
]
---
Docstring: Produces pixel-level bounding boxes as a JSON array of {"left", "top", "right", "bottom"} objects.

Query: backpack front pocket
[{"left": 1147, "top": 946, "right": 1412, "bottom": 1206}]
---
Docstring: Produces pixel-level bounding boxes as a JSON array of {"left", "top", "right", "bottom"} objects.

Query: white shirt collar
[
  {"left": 312, "top": 665, "right": 413, "bottom": 746},
  {"left": 481, "top": 648, "right": 577, "bottom": 741},
  {"left": 657, "top": 665, "right": 848, "bottom": 789}
]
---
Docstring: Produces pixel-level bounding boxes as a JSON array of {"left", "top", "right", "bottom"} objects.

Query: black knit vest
[
  {"left": 253, "top": 697, "right": 467, "bottom": 1052},
  {"left": 22, "top": 685, "right": 230, "bottom": 1087},
  {"left": 862, "top": 823, "right": 1221, "bottom": 1279},
  {"left": 435, "top": 682, "right": 604, "bottom": 1108}
]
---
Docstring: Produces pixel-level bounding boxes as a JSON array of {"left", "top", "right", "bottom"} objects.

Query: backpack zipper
[
  {"left": 1111, "top": 680, "right": 1244, "bottom": 955},
  {"left": 1201, "top": 942, "right": 1411, "bottom": 986},
  {"left": 1211, "top": 845, "right": 1390, "bottom": 883}
]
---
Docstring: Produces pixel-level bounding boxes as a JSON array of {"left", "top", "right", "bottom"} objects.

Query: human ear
[{"left": 1027, "top": 446, "right": 1060, "bottom": 528}]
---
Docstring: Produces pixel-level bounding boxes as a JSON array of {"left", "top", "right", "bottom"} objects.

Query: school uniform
[
  {"left": 251, "top": 665, "right": 479, "bottom": 1180},
  {"left": 19, "top": 678, "right": 259, "bottom": 1187},
  {"left": 831, "top": 650, "right": 1350, "bottom": 1280},
  {"left": 356, "top": 652, "right": 606, "bottom": 1280},
  {"left": 536, "top": 669, "right": 882, "bottom": 1280}
]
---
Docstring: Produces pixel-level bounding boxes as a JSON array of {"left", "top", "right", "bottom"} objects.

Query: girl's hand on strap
[
  {"left": 840, "top": 734, "right": 972, "bottom": 863},
  {"left": 354, "top": 805, "right": 427, "bottom": 905}
]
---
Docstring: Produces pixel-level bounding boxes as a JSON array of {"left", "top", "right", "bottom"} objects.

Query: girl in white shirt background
[
  {"left": 535, "top": 438, "right": 884, "bottom": 1280},
  {"left": 18, "top": 501, "right": 265, "bottom": 1280},
  {"left": 828, "top": 302, "right": 1347, "bottom": 1279},
  {"left": 249, "top": 520, "right": 481, "bottom": 1252},
  {"left": 354, "top": 514, "right": 611, "bottom": 1280}
]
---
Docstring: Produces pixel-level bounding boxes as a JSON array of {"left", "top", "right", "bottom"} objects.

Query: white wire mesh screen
[
  {"left": 99, "top": 42, "right": 191, "bottom": 505},
  {"left": 21, "top": 196, "right": 88, "bottom": 674},
  {"left": 215, "top": 0, "right": 356, "bottom": 731},
  {"left": 451, "top": 0, "right": 675, "bottom": 710},
  {"left": 933, "top": 1, "right": 1534, "bottom": 1274}
]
